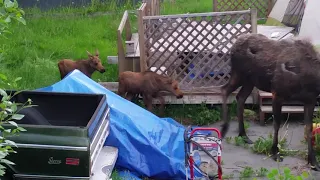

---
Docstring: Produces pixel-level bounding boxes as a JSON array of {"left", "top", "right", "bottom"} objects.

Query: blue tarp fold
[{"left": 36, "top": 70, "right": 202, "bottom": 179}]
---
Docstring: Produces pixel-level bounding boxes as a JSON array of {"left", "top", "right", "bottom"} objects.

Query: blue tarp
[{"left": 36, "top": 70, "right": 203, "bottom": 179}]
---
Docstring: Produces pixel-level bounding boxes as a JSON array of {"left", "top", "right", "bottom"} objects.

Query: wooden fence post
[
  {"left": 138, "top": 5, "right": 147, "bottom": 72},
  {"left": 250, "top": 8, "right": 258, "bottom": 34},
  {"left": 213, "top": 0, "right": 217, "bottom": 12},
  {"left": 250, "top": 8, "right": 259, "bottom": 104}
]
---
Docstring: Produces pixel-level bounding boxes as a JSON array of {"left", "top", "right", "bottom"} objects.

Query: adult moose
[
  {"left": 118, "top": 70, "right": 184, "bottom": 116},
  {"left": 220, "top": 33, "right": 320, "bottom": 170},
  {"left": 57, "top": 49, "right": 105, "bottom": 79}
]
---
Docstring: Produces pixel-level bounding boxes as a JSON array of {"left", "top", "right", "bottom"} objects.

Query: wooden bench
[{"left": 258, "top": 90, "right": 320, "bottom": 125}]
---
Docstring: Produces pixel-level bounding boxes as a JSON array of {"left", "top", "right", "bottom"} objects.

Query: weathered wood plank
[
  {"left": 98, "top": 82, "right": 256, "bottom": 104},
  {"left": 259, "top": 90, "right": 320, "bottom": 98},
  {"left": 100, "top": 82, "right": 119, "bottom": 92},
  {"left": 126, "top": 33, "right": 140, "bottom": 58},
  {"left": 260, "top": 106, "right": 320, "bottom": 113},
  {"left": 118, "top": 10, "right": 128, "bottom": 33},
  {"left": 151, "top": 94, "right": 253, "bottom": 104},
  {"left": 107, "top": 56, "right": 118, "bottom": 64}
]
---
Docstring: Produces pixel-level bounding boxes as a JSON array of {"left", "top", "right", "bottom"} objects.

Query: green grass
[
  {"left": 0, "top": 14, "right": 121, "bottom": 90},
  {"left": 0, "top": 0, "right": 217, "bottom": 90}
]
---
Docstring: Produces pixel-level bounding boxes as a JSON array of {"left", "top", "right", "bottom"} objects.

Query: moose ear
[
  {"left": 86, "top": 50, "right": 93, "bottom": 57},
  {"left": 95, "top": 49, "right": 99, "bottom": 56}
]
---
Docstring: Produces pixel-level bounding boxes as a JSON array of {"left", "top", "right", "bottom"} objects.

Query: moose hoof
[
  {"left": 220, "top": 123, "right": 230, "bottom": 138},
  {"left": 239, "top": 135, "right": 253, "bottom": 144},
  {"left": 311, "top": 164, "right": 320, "bottom": 171},
  {"left": 271, "top": 153, "right": 283, "bottom": 162},
  {"left": 310, "top": 159, "right": 320, "bottom": 171}
]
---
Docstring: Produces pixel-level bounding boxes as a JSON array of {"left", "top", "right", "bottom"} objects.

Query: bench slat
[{"left": 260, "top": 105, "right": 320, "bottom": 113}]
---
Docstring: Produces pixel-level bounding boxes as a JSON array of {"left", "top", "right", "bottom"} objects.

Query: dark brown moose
[
  {"left": 118, "top": 70, "right": 184, "bottom": 116},
  {"left": 220, "top": 33, "right": 320, "bottom": 171},
  {"left": 57, "top": 49, "right": 105, "bottom": 79}
]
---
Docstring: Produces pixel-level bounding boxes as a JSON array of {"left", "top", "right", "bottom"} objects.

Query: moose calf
[
  {"left": 118, "top": 71, "right": 184, "bottom": 116},
  {"left": 57, "top": 49, "right": 105, "bottom": 79}
]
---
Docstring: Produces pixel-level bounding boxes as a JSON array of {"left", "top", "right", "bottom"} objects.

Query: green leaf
[
  {"left": 283, "top": 167, "right": 290, "bottom": 175},
  {"left": 7, "top": 121, "right": 17, "bottom": 127},
  {"left": 4, "top": 140, "right": 16, "bottom": 147},
  {"left": 0, "top": 169, "right": 5, "bottom": 176},
  {"left": 4, "top": 108, "right": 12, "bottom": 113},
  {"left": 0, "top": 158, "right": 14, "bottom": 165},
  {"left": 0, "top": 73, "right": 7, "bottom": 81},
  {"left": 4, "top": 0, "right": 14, "bottom": 8},
  {"left": 296, "top": 176, "right": 303, "bottom": 180},
  {"left": 11, "top": 114, "right": 24, "bottom": 120},
  {"left": 14, "top": 77, "right": 22, "bottom": 82},
  {"left": 301, "top": 171, "right": 309, "bottom": 178},
  {"left": 16, "top": 16, "right": 25, "bottom": 25},
  {"left": 267, "top": 172, "right": 274, "bottom": 179},
  {"left": 17, "top": 126, "right": 26, "bottom": 132},
  {"left": 11, "top": 103, "right": 17, "bottom": 112},
  {"left": 2, "top": 29, "right": 11, "bottom": 34},
  {"left": 4, "top": 129, "right": 11, "bottom": 133},
  {"left": 0, "top": 89, "right": 7, "bottom": 97},
  {"left": 0, "top": 164, "right": 6, "bottom": 169},
  {"left": 271, "top": 168, "right": 278, "bottom": 175},
  {"left": 4, "top": 15, "right": 10, "bottom": 23},
  {"left": 0, "top": 151, "right": 7, "bottom": 159}
]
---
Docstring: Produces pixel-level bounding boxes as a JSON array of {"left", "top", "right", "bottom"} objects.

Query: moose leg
[
  {"left": 220, "top": 72, "right": 241, "bottom": 138},
  {"left": 305, "top": 101, "right": 320, "bottom": 171},
  {"left": 125, "top": 93, "right": 135, "bottom": 101},
  {"left": 270, "top": 94, "right": 283, "bottom": 162},
  {"left": 143, "top": 94, "right": 153, "bottom": 113},
  {"left": 117, "top": 83, "right": 126, "bottom": 98},
  {"left": 236, "top": 84, "right": 254, "bottom": 144},
  {"left": 131, "top": 94, "right": 141, "bottom": 103},
  {"left": 156, "top": 95, "right": 165, "bottom": 117}
]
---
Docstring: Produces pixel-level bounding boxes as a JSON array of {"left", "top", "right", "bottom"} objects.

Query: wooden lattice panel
[
  {"left": 214, "top": 0, "right": 271, "bottom": 20},
  {"left": 141, "top": 10, "right": 253, "bottom": 89}
]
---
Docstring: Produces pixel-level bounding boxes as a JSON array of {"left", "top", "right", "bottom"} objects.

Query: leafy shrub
[{"left": 0, "top": 0, "right": 28, "bottom": 176}]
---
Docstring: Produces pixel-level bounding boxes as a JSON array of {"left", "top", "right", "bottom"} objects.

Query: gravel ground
[{"left": 194, "top": 119, "right": 320, "bottom": 179}]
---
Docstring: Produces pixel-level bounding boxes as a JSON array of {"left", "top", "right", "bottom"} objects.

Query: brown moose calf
[
  {"left": 118, "top": 71, "right": 184, "bottom": 116},
  {"left": 57, "top": 49, "right": 105, "bottom": 79}
]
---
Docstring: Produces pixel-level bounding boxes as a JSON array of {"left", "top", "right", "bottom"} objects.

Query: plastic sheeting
[{"left": 36, "top": 70, "right": 203, "bottom": 179}]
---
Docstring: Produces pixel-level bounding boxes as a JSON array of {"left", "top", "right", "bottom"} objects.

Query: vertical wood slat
[
  {"left": 143, "top": 0, "right": 160, "bottom": 16},
  {"left": 138, "top": 3, "right": 147, "bottom": 72},
  {"left": 250, "top": 7, "right": 259, "bottom": 103},
  {"left": 250, "top": 8, "right": 258, "bottom": 34},
  {"left": 213, "top": 0, "right": 218, "bottom": 12},
  {"left": 117, "top": 10, "right": 132, "bottom": 74},
  {"left": 267, "top": 0, "right": 273, "bottom": 16}
]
